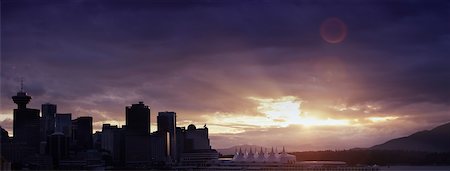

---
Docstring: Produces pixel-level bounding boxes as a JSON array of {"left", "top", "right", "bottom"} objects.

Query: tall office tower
[
  {"left": 92, "top": 131, "right": 102, "bottom": 150},
  {"left": 41, "top": 103, "right": 57, "bottom": 141},
  {"left": 72, "top": 116, "right": 93, "bottom": 151},
  {"left": 124, "top": 102, "right": 151, "bottom": 165},
  {"left": 175, "top": 127, "right": 186, "bottom": 161},
  {"left": 157, "top": 111, "right": 177, "bottom": 161},
  {"left": 12, "top": 86, "right": 41, "bottom": 155},
  {"left": 48, "top": 132, "right": 69, "bottom": 168},
  {"left": 125, "top": 101, "right": 150, "bottom": 134},
  {"left": 55, "top": 113, "right": 72, "bottom": 138},
  {"left": 101, "top": 124, "right": 124, "bottom": 163},
  {"left": 150, "top": 132, "right": 171, "bottom": 162}
]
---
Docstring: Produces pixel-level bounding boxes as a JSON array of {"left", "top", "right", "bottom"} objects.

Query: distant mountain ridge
[
  {"left": 218, "top": 122, "right": 450, "bottom": 155},
  {"left": 370, "top": 122, "right": 450, "bottom": 152}
]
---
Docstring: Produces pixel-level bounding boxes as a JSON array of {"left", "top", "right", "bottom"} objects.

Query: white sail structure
[{"left": 232, "top": 146, "right": 295, "bottom": 163}]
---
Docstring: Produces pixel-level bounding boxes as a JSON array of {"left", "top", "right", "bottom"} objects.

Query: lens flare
[{"left": 320, "top": 17, "right": 348, "bottom": 44}]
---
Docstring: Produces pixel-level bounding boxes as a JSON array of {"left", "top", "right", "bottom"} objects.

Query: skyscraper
[
  {"left": 48, "top": 132, "right": 68, "bottom": 168},
  {"left": 72, "top": 116, "right": 93, "bottom": 151},
  {"left": 175, "top": 127, "right": 185, "bottom": 162},
  {"left": 157, "top": 111, "right": 177, "bottom": 161},
  {"left": 101, "top": 124, "right": 124, "bottom": 164},
  {"left": 41, "top": 103, "right": 57, "bottom": 141},
  {"left": 12, "top": 86, "right": 41, "bottom": 155},
  {"left": 124, "top": 102, "right": 151, "bottom": 165},
  {"left": 55, "top": 113, "right": 72, "bottom": 138},
  {"left": 125, "top": 101, "right": 150, "bottom": 134}
]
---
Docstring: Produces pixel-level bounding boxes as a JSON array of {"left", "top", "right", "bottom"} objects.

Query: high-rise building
[
  {"left": 41, "top": 103, "right": 57, "bottom": 141},
  {"left": 55, "top": 113, "right": 72, "bottom": 138},
  {"left": 12, "top": 88, "right": 41, "bottom": 156},
  {"left": 48, "top": 132, "right": 69, "bottom": 168},
  {"left": 175, "top": 127, "right": 186, "bottom": 161},
  {"left": 124, "top": 102, "right": 151, "bottom": 166},
  {"left": 101, "top": 124, "right": 125, "bottom": 164},
  {"left": 72, "top": 116, "right": 93, "bottom": 151},
  {"left": 157, "top": 111, "right": 177, "bottom": 161},
  {"left": 150, "top": 131, "right": 171, "bottom": 162},
  {"left": 92, "top": 131, "right": 102, "bottom": 150},
  {"left": 125, "top": 101, "right": 150, "bottom": 134},
  {"left": 124, "top": 133, "right": 151, "bottom": 166}
]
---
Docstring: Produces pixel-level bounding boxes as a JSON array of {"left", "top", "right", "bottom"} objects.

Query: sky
[{"left": 1, "top": 0, "right": 449, "bottom": 151}]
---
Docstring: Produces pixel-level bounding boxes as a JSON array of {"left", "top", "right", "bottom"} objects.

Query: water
[{"left": 379, "top": 166, "right": 450, "bottom": 171}]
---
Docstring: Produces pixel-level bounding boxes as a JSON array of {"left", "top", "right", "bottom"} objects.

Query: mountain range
[
  {"left": 370, "top": 122, "right": 450, "bottom": 152},
  {"left": 218, "top": 122, "right": 450, "bottom": 154}
]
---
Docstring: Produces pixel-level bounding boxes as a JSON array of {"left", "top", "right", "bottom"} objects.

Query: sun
[
  {"left": 249, "top": 96, "right": 301, "bottom": 124},
  {"left": 248, "top": 96, "right": 350, "bottom": 127}
]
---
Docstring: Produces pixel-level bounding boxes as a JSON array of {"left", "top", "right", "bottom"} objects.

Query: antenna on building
[{"left": 20, "top": 78, "right": 24, "bottom": 92}]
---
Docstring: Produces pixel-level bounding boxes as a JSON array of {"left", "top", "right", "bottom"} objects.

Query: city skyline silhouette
[{"left": 2, "top": 85, "right": 450, "bottom": 170}]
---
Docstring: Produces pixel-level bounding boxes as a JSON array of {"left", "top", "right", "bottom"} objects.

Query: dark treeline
[{"left": 292, "top": 150, "right": 450, "bottom": 166}]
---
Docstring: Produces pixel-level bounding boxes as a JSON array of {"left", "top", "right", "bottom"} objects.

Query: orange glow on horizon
[
  {"left": 367, "top": 116, "right": 399, "bottom": 123},
  {"left": 201, "top": 96, "right": 403, "bottom": 135},
  {"left": 202, "top": 96, "right": 354, "bottom": 134}
]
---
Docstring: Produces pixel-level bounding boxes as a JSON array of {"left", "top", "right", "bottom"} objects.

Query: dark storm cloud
[{"left": 1, "top": 0, "right": 449, "bottom": 144}]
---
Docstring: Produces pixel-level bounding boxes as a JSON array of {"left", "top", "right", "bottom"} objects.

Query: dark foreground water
[{"left": 379, "top": 166, "right": 450, "bottom": 171}]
